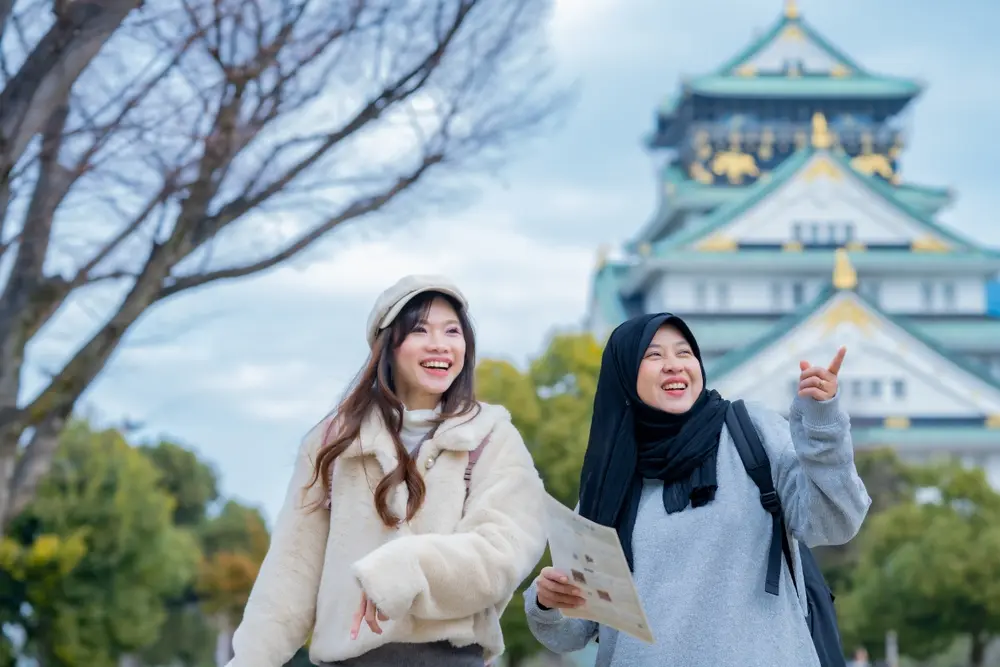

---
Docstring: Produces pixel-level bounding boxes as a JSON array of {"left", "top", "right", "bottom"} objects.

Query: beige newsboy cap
[{"left": 365, "top": 274, "right": 468, "bottom": 348}]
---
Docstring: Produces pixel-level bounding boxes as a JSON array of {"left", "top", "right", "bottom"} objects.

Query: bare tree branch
[
  {"left": 160, "top": 150, "right": 445, "bottom": 298},
  {"left": 0, "top": 0, "right": 142, "bottom": 178},
  {"left": 0, "top": 0, "right": 565, "bottom": 526}
]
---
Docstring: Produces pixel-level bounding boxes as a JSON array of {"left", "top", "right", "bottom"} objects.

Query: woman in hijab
[{"left": 523, "top": 313, "right": 871, "bottom": 667}]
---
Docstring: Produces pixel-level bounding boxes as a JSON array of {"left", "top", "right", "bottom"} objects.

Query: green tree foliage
[
  {"left": 815, "top": 447, "right": 917, "bottom": 593},
  {"left": 838, "top": 461, "right": 1000, "bottom": 667},
  {"left": 197, "top": 501, "right": 271, "bottom": 622},
  {"left": 138, "top": 441, "right": 225, "bottom": 667},
  {"left": 477, "top": 332, "right": 603, "bottom": 666},
  {"left": 0, "top": 421, "right": 201, "bottom": 667},
  {"left": 139, "top": 443, "right": 270, "bottom": 667},
  {"left": 140, "top": 441, "right": 221, "bottom": 528}
]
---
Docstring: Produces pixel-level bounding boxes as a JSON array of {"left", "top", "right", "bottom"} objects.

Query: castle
[{"left": 586, "top": 1, "right": 1000, "bottom": 487}]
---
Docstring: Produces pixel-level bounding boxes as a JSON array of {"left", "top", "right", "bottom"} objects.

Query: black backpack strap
[{"left": 725, "top": 399, "right": 793, "bottom": 596}]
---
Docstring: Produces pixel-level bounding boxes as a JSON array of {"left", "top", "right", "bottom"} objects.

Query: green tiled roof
[
  {"left": 590, "top": 261, "right": 630, "bottom": 328},
  {"left": 643, "top": 249, "right": 1000, "bottom": 269},
  {"left": 652, "top": 147, "right": 981, "bottom": 255},
  {"left": 853, "top": 427, "right": 1000, "bottom": 451},
  {"left": 715, "top": 11, "right": 862, "bottom": 75},
  {"left": 660, "top": 164, "right": 950, "bottom": 214},
  {"left": 685, "top": 75, "right": 921, "bottom": 100},
  {"left": 893, "top": 182, "right": 953, "bottom": 213},
  {"left": 707, "top": 287, "right": 1000, "bottom": 394},
  {"left": 632, "top": 165, "right": 952, "bottom": 247},
  {"left": 909, "top": 319, "right": 1000, "bottom": 351},
  {"left": 682, "top": 314, "right": 1000, "bottom": 355},
  {"left": 698, "top": 11, "right": 921, "bottom": 101},
  {"left": 706, "top": 285, "right": 833, "bottom": 380}
]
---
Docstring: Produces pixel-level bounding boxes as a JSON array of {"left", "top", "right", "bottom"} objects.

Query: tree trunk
[
  {"left": 0, "top": 0, "right": 140, "bottom": 177},
  {"left": 214, "top": 613, "right": 233, "bottom": 667},
  {"left": 970, "top": 632, "right": 988, "bottom": 667}
]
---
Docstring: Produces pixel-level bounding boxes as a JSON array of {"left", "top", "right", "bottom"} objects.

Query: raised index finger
[{"left": 827, "top": 346, "right": 847, "bottom": 375}]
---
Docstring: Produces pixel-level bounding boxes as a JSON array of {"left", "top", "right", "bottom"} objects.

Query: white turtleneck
[{"left": 400, "top": 407, "right": 439, "bottom": 453}]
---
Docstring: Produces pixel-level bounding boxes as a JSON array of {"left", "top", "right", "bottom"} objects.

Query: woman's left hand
[
  {"left": 798, "top": 346, "right": 846, "bottom": 401},
  {"left": 350, "top": 590, "right": 389, "bottom": 639}
]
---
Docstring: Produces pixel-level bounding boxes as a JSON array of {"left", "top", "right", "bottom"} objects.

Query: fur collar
[{"left": 339, "top": 402, "right": 510, "bottom": 474}]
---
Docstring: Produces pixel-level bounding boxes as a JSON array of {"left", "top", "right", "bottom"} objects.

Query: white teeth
[
  {"left": 663, "top": 383, "right": 686, "bottom": 390},
  {"left": 421, "top": 361, "right": 450, "bottom": 369}
]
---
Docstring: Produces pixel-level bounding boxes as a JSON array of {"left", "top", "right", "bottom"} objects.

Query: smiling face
[
  {"left": 635, "top": 324, "right": 704, "bottom": 414},
  {"left": 392, "top": 296, "right": 467, "bottom": 410}
]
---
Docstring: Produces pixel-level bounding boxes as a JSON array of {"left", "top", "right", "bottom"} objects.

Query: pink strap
[
  {"left": 464, "top": 430, "right": 493, "bottom": 502},
  {"left": 324, "top": 430, "right": 494, "bottom": 511}
]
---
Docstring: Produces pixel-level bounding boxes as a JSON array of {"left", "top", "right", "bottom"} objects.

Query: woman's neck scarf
[{"left": 577, "top": 313, "right": 730, "bottom": 570}]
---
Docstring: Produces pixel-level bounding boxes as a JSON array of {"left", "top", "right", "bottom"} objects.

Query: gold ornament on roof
[
  {"left": 802, "top": 155, "right": 842, "bottom": 181},
  {"left": 695, "top": 234, "right": 737, "bottom": 252},
  {"left": 782, "top": 25, "right": 804, "bottom": 41},
  {"left": 689, "top": 161, "right": 714, "bottom": 185},
  {"left": 832, "top": 247, "right": 857, "bottom": 290},
  {"left": 783, "top": 0, "right": 800, "bottom": 19},
  {"left": 759, "top": 128, "right": 775, "bottom": 160},
  {"left": 911, "top": 236, "right": 950, "bottom": 252},
  {"left": 884, "top": 416, "right": 911, "bottom": 429},
  {"left": 850, "top": 131, "right": 895, "bottom": 180},
  {"left": 710, "top": 131, "right": 759, "bottom": 185},
  {"left": 595, "top": 243, "right": 610, "bottom": 269},
  {"left": 811, "top": 112, "right": 833, "bottom": 149},
  {"left": 819, "top": 298, "right": 874, "bottom": 336}
]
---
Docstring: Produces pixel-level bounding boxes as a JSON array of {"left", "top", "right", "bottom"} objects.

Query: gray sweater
[{"left": 524, "top": 395, "right": 871, "bottom": 667}]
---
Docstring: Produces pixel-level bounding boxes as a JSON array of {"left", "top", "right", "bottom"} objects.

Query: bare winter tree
[{"left": 0, "top": 0, "right": 563, "bottom": 528}]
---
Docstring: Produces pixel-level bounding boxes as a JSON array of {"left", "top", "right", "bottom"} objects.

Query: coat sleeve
[
  {"left": 749, "top": 394, "right": 872, "bottom": 548},
  {"left": 226, "top": 424, "right": 331, "bottom": 667},
  {"left": 351, "top": 420, "right": 548, "bottom": 621},
  {"left": 522, "top": 578, "right": 599, "bottom": 653}
]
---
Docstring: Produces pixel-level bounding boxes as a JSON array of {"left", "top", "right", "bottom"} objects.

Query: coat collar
[{"left": 341, "top": 402, "right": 508, "bottom": 472}]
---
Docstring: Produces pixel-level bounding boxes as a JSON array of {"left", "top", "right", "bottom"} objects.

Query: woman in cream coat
[{"left": 227, "top": 275, "right": 547, "bottom": 667}]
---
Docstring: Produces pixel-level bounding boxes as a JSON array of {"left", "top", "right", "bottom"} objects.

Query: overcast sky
[{"left": 57, "top": 0, "right": 1000, "bottom": 522}]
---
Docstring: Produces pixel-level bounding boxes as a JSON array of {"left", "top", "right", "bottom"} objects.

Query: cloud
[
  {"left": 60, "top": 1, "right": 999, "bottom": 527},
  {"left": 263, "top": 211, "right": 594, "bottom": 309},
  {"left": 89, "top": 203, "right": 597, "bottom": 431}
]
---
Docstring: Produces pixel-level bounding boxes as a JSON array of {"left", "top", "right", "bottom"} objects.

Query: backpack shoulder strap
[
  {"left": 464, "top": 429, "right": 493, "bottom": 502},
  {"left": 725, "top": 399, "right": 791, "bottom": 596}
]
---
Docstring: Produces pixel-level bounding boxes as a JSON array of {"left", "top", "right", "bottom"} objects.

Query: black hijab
[{"left": 577, "top": 313, "right": 730, "bottom": 570}]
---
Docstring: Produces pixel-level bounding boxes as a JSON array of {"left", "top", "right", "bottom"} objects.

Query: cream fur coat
[{"left": 226, "top": 402, "right": 547, "bottom": 667}]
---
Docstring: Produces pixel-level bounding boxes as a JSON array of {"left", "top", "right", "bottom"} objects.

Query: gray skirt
[{"left": 320, "top": 641, "right": 484, "bottom": 666}]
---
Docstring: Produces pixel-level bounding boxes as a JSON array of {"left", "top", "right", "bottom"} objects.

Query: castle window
[
  {"left": 921, "top": 281, "right": 934, "bottom": 310},
  {"left": 716, "top": 283, "right": 730, "bottom": 309},
  {"left": 942, "top": 282, "right": 956, "bottom": 311},
  {"left": 792, "top": 223, "right": 803, "bottom": 242},
  {"left": 770, "top": 282, "right": 784, "bottom": 309},
  {"left": 695, "top": 282, "right": 707, "bottom": 309},
  {"left": 792, "top": 282, "right": 805, "bottom": 306},
  {"left": 892, "top": 379, "right": 906, "bottom": 399},
  {"left": 870, "top": 379, "right": 883, "bottom": 398}
]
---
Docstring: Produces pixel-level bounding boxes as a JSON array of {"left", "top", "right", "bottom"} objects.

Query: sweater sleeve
[
  {"left": 351, "top": 420, "right": 547, "bottom": 621},
  {"left": 749, "top": 394, "right": 872, "bottom": 547},
  {"left": 522, "top": 578, "right": 599, "bottom": 653},
  {"left": 226, "top": 425, "right": 330, "bottom": 667}
]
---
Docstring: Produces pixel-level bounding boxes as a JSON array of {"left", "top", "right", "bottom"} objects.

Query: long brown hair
[{"left": 306, "top": 291, "right": 479, "bottom": 526}]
